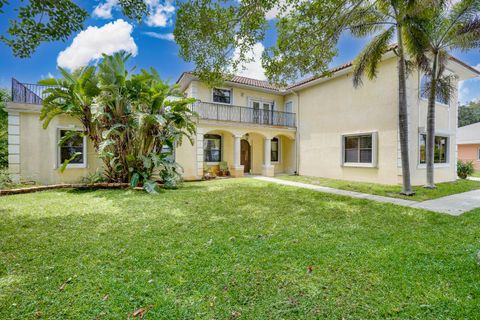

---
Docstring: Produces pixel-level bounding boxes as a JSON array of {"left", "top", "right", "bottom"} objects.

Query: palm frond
[{"left": 352, "top": 26, "right": 395, "bottom": 87}]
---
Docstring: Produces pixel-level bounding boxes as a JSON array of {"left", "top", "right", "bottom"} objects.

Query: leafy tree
[
  {"left": 0, "top": 0, "right": 148, "bottom": 58},
  {"left": 175, "top": 0, "right": 417, "bottom": 195},
  {"left": 0, "top": 88, "right": 9, "bottom": 168},
  {"left": 175, "top": 0, "right": 366, "bottom": 85},
  {"left": 459, "top": 101, "right": 480, "bottom": 127},
  {"left": 405, "top": 0, "right": 480, "bottom": 188},
  {"left": 39, "top": 52, "right": 197, "bottom": 192}
]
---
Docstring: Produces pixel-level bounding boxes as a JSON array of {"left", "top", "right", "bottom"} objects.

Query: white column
[
  {"left": 231, "top": 135, "right": 244, "bottom": 177},
  {"left": 264, "top": 137, "right": 271, "bottom": 166},
  {"left": 8, "top": 111, "right": 21, "bottom": 183},
  {"left": 234, "top": 135, "right": 241, "bottom": 167},
  {"left": 262, "top": 137, "right": 274, "bottom": 177}
]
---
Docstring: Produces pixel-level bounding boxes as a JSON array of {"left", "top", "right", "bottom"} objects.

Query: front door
[{"left": 241, "top": 139, "right": 251, "bottom": 173}]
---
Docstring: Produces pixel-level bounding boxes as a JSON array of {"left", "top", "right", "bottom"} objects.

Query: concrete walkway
[{"left": 255, "top": 177, "right": 480, "bottom": 216}]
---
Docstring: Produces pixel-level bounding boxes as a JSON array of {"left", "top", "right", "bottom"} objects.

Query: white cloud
[
  {"left": 93, "top": 0, "right": 118, "bottom": 19},
  {"left": 41, "top": 72, "right": 55, "bottom": 79},
  {"left": 92, "top": 0, "right": 175, "bottom": 27},
  {"left": 144, "top": 31, "right": 174, "bottom": 41},
  {"left": 145, "top": 0, "right": 175, "bottom": 27},
  {"left": 458, "top": 80, "right": 469, "bottom": 102},
  {"left": 233, "top": 42, "right": 267, "bottom": 80},
  {"left": 57, "top": 19, "right": 138, "bottom": 71},
  {"left": 265, "top": 0, "right": 291, "bottom": 20}
]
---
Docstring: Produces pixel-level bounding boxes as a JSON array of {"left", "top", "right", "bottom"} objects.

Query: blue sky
[{"left": 0, "top": 0, "right": 479, "bottom": 104}]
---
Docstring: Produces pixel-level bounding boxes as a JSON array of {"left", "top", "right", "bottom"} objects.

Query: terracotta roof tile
[
  {"left": 178, "top": 46, "right": 478, "bottom": 92},
  {"left": 229, "top": 75, "right": 281, "bottom": 91}
]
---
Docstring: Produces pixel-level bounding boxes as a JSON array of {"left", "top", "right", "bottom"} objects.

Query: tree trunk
[
  {"left": 397, "top": 27, "right": 414, "bottom": 195},
  {"left": 425, "top": 52, "right": 438, "bottom": 188}
]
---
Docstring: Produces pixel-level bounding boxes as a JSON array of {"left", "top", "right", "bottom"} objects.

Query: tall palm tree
[
  {"left": 349, "top": 0, "right": 422, "bottom": 195},
  {"left": 404, "top": 0, "right": 480, "bottom": 188}
]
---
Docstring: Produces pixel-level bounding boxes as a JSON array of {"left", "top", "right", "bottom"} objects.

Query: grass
[
  {"left": 277, "top": 175, "right": 480, "bottom": 201},
  {"left": 472, "top": 171, "right": 480, "bottom": 178},
  {"left": 1, "top": 178, "right": 480, "bottom": 319}
]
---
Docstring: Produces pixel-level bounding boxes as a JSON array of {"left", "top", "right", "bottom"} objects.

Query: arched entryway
[{"left": 241, "top": 139, "right": 251, "bottom": 173}]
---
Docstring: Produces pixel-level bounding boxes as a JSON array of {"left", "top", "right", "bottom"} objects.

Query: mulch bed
[{"left": 0, "top": 183, "right": 131, "bottom": 196}]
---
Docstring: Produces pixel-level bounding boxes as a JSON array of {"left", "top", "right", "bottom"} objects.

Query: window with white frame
[
  {"left": 161, "top": 144, "right": 175, "bottom": 161},
  {"left": 271, "top": 137, "right": 280, "bottom": 162},
  {"left": 420, "top": 75, "right": 449, "bottom": 105},
  {"left": 343, "top": 134, "right": 375, "bottom": 165},
  {"left": 58, "top": 129, "right": 86, "bottom": 168},
  {"left": 419, "top": 134, "right": 448, "bottom": 164},
  {"left": 212, "top": 88, "right": 232, "bottom": 104},
  {"left": 285, "top": 101, "right": 293, "bottom": 113},
  {"left": 204, "top": 134, "right": 222, "bottom": 162}
]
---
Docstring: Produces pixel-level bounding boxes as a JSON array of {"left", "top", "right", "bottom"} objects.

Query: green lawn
[
  {"left": 1, "top": 179, "right": 480, "bottom": 319},
  {"left": 472, "top": 171, "right": 480, "bottom": 178},
  {"left": 277, "top": 175, "right": 480, "bottom": 201}
]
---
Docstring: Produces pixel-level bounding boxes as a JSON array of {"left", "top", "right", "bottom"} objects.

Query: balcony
[
  {"left": 11, "top": 79, "right": 296, "bottom": 128},
  {"left": 191, "top": 101, "right": 296, "bottom": 128},
  {"left": 11, "top": 78, "right": 54, "bottom": 105}
]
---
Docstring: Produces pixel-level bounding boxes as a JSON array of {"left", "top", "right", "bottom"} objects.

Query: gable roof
[
  {"left": 457, "top": 121, "right": 480, "bottom": 144},
  {"left": 177, "top": 50, "right": 479, "bottom": 94}
]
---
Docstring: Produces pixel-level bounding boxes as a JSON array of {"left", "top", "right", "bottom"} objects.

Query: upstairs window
[
  {"left": 419, "top": 135, "right": 448, "bottom": 164},
  {"left": 271, "top": 138, "right": 279, "bottom": 162},
  {"left": 212, "top": 88, "right": 232, "bottom": 104},
  {"left": 420, "top": 75, "right": 449, "bottom": 105},
  {"left": 58, "top": 129, "right": 86, "bottom": 168},
  {"left": 344, "top": 134, "right": 373, "bottom": 164},
  {"left": 204, "top": 134, "right": 222, "bottom": 162}
]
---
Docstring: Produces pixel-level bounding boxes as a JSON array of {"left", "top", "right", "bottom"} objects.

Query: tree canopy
[
  {"left": 459, "top": 100, "right": 480, "bottom": 127},
  {"left": 0, "top": 0, "right": 148, "bottom": 58},
  {"left": 174, "top": 0, "right": 366, "bottom": 85}
]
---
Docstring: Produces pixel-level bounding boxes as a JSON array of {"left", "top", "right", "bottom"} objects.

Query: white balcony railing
[{"left": 190, "top": 101, "right": 296, "bottom": 128}]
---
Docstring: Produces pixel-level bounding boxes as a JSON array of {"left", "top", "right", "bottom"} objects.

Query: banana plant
[{"left": 39, "top": 51, "right": 197, "bottom": 193}]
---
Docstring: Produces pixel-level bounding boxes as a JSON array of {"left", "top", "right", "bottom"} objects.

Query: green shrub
[
  {"left": 81, "top": 170, "right": 106, "bottom": 184},
  {"left": 457, "top": 160, "right": 474, "bottom": 179},
  {"left": 0, "top": 88, "right": 9, "bottom": 169},
  {"left": 0, "top": 169, "right": 12, "bottom": 188}
]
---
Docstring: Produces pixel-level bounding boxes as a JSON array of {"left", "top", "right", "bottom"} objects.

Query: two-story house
[{"left": 6, "top": 52, "right": 479, "bottom": 185}]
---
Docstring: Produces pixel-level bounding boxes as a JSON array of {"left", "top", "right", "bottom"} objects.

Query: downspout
[{"left": 286, "top": 89, "right": 300, "bottom": 175}]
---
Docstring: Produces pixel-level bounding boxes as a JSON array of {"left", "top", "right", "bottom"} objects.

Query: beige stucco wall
[
  {"left": 458, "top": 144, "right": 480, "bottom": 170},
  {"left": 193, "top": 80, "right": 286, "bottom": 111},
  {"left": 293, "top": 56, "right": 459, "bottom": 185},
  {"left": 18, "top": 112, "right": 102, "bottom": 184},
  {"left": 11, "top": 104, "right": 201, "bottom": 184},
  {"left": 293, "top": 57, "right": 400, "bottom": 184}
]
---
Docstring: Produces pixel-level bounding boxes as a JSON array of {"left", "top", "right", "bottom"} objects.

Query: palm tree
[
  {"left": 404, "top": 0, "right": 480, "bottom": 188},
  {"left": 349, "top": 0, "right": 422, "bottom": 195}
]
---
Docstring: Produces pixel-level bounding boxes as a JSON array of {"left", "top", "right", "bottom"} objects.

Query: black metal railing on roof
[
  {"left": 11, "top": 78, "right": 56, "bottom": 105},
  {"left": 190, "top": 101, "right": 296, "bottom": 128}
]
